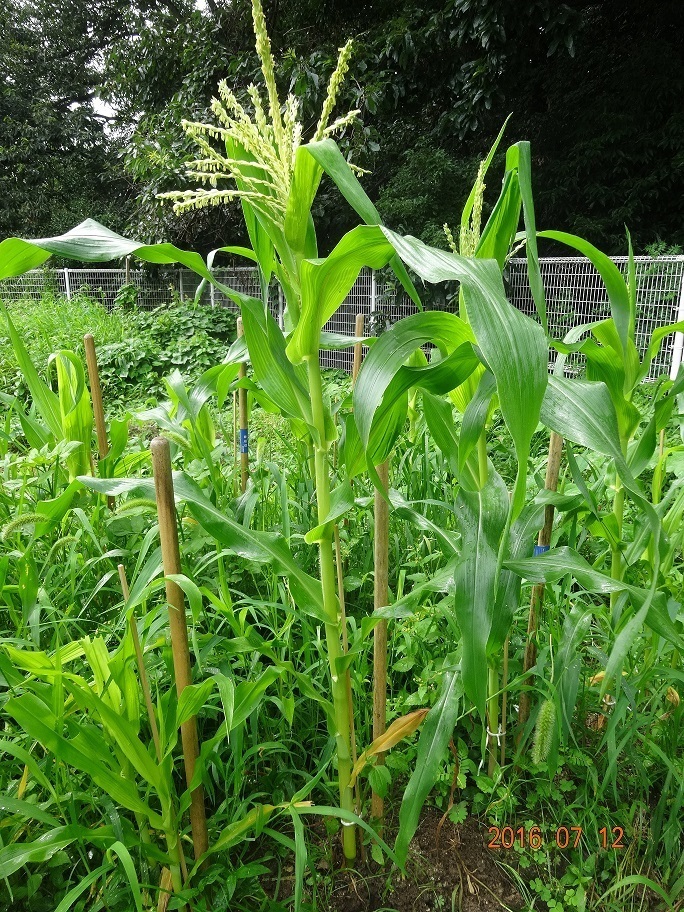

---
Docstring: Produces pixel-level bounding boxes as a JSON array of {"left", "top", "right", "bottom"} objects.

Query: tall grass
[{"left": 0, "top": 292, "right": 125, "bottom": 389}]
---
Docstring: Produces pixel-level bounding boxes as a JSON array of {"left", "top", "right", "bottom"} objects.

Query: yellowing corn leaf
[{"left": 349, "top": 709, "right": 428, "bottom": 788}]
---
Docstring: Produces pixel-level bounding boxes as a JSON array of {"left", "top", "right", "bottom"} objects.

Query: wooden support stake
[
  {"left": 151, "top": 437, "right": 209, "bottom": 862},
  {"left": 84, "top": 334, "right": 114, "bottom": 510},
  {"left": 118, "top": 564, "right": 162, "bottom": 764},
  {"left": 371, "top": 459, "right": 390, "bottom": 824},
  {"left": 518, "top": 431, "right": 563, "bottom": 731},
  {"left": 84, "top": 335, "right": 108, "bottom": 459},
  {"left": 237, "top": 317, "right": 249, "bottom": 493},
  {"left": 333, "top": 524, "right": 365, "bottom": 861},
  {"left": 500, "top": 636, "right": 509, "bottom": 767},
  {"left": 352, "top": 313, "right": 365, "bottom": 384}
]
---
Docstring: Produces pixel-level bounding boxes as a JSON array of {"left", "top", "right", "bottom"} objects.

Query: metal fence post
[
  {"left": 210, "top": 277, "right": 215, "bottom": 309},
  {"left": 671, "top": 269, "right": 684, "bottom": 380},
  {"left": 278, "top": 286, "right": 284, "bottom": 329},
  {"left": 63, "top": 268, "right": 72, "bottom": 301},
  {"left": 179, "top": 270, "right": 184, "bottom": 301}
]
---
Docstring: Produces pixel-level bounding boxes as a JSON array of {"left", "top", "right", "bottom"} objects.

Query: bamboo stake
[
  {"left": 352, "top": 312, "right": 364, "bottom": 384},
  {"left": 333, "top": 523, "right": 365, "bottom": 862},
  {"left": 518, "top": 431, "right": 563, "bottom": 731},
  {"left": 151, "top": 437, "right": 209, "bottom": 862},
  {"left": 372, "top": 459, "right": 390, "bottom": 824},
  {"left": 237, "top": 317, "right": 249, "bottom": 493},
  {"left": 120, "top": 563, "right": 190, "bottom": 893},
  {"left": 499, "top": 636, "right": 509, "bottom": 767},
  {"left": 84, "top": 334, "right": 108, "bottom": 459},
  {"left": 84, "top": 333, "right": 114, "bottom": 510},
  {"left": 118, "top": 564, "right": 162, "bottom": 763},
  {"left": 352, "top": 311, "right": 390, "bottom": 823}
]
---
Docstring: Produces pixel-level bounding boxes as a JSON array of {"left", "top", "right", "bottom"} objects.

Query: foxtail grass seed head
[
  {"left": 46, "top": 535, "right": 79, "bottom": 563},
  {"left": 531, "top": 699, "right": 556, "bottom": 766},
  {"left": 115, "top": 498, "right": 159, "bottom": 515},
  {"left": 1, "top": 513, "right": 45, "bottom": 540}
]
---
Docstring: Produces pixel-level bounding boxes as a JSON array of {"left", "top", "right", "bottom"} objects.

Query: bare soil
[{"left": 327, "top": 811, "right": 523, "bottom": 912}]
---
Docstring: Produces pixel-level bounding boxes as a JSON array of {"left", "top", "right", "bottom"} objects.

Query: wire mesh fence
[
  {"left": 507, "top": 255, "right": 684, "bottom": 380},
  {"left": 2, "top": 255, "right": 683, "bottom": 379}
]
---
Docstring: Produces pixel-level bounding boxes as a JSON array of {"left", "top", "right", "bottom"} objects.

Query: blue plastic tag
[
  {"left": 533, "top": 544, "right": 550, "bottom": 556},
  {"left": 239, "top": 429, "right": 248, "bottom": 454}
]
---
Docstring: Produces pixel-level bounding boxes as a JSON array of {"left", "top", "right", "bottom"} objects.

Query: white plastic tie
[{"left": 487, "top": 725, "right": 503, "bottom": 746}]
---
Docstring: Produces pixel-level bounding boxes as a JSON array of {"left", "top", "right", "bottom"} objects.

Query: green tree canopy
[
  {"left": 0, "top": 0, "right": 129, "bottom": 238},
  {"left": 2, "top": 0, "right": 683, "bottom": 254}
]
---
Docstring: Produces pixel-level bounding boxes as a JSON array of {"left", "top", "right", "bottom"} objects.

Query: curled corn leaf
[
  {"left": 349, "top": 709, "right": 428, "bottom": 788},
  {"left": 666, "top": 686, "right": 680, "bottom": 707}
]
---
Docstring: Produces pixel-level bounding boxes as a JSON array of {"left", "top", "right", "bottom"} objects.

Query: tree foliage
[
  {"left": 2, "top": 0, "right": 683, "bottom": 253},
  {"left": 0, "top": 0, "right": 128, "bottom": 238}
]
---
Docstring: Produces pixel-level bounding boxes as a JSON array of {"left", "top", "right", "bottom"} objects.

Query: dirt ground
[{"left": 303, "top": 811, "right": 525, "bottom": 912}]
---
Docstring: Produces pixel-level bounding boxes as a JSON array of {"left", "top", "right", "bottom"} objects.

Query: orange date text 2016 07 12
[{"left": 487, "top": 825, "right": 625, "bottom": 851}]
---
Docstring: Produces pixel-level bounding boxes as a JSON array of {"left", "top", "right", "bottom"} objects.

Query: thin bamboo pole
[
  {"left": 84, "top": 333, "right": 114, "bottom": 510},
  {"left": 487, "top": 666, "right": 500, "bottom": 776},
  {"left": 371, "top": 459, "right": 390, "bottom": 824},
  {"left": 352, "top": 310, "right": 391, "bottom": 822},
  {"left": 151, "top": 437, "right": 209, "bottom": 862},
  {"left": 333, "top": 524, "right": 365, "bottom": 862},
  {"left": 499, "top": 636, "right": 509, "bottom": 767},
  {"left": 118, "top": 564, "right": 162, "bottom": 763},
  {"left": 518, "top": 431, "right": 563, "bottom": 731},
  {"left": 237, "top": 317, "right": 249, "bottom": 493},
  {"left": 119, "top": 563, "right": 189, "bottom": 896},
  {"left": 352, "top": 313, "right": 364, "bottom": 384},
  {"left": 84, "top": 334, "right": 108, "bottom": 459}
]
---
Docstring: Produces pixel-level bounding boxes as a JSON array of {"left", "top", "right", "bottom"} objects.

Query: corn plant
[
  {"left": 345, "top": 160, "right": 684, "bottom": 863},
  {"left": 0, "top": 302, "right": 93, "bottom": 480},
  {"left": 505, "top": 234, "right": 684, "bottom": 709}
]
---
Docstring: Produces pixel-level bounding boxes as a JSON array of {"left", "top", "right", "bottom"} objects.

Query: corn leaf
[
  {"left": 0, "top": 826, "right": 113, "bottom": 880},
  {"left": 541, "top": 376, "right": 629, "bottom": 475},
  {"left": 458, "top": 371, "right": 497, "bottom": 482},
  {"left": 379, "top": 228, "right": 548, "bottom": 518},
  {"left": 287, "top": 225, "right": 396, "bottom": 363},
  {"left": 488, "top": 499, "right": 545, "bottom": 654},
  {"left": 511, "top": 141, "right": 547, "bottom": 331},
  {"left": 49, "top": 351, "right": 93, "bottom": 478},
  {"left": 476, "top": 169, "right": 521, "bottom": 268},
  {"left": 304, "top": 138, "right": 421, "bottom": 307},
  {"left": 453, "top": 470, "right": 510, "bottom": 717},
  {"left": 395, "top": 670, "right": 463, "bottom": 867},
  {"left": 421, "top": 390, "right": 462, "bottom": 478},
  {"left": 5, "top": 693, "right": 163, "bottom": 827},
  {"left": 284, "top": 145, "right": 324, "bottom": 263},
  {"left": 240, "top": 298, "right": 314, "bottom": 427},
  {"left": 348, "top": 709, "right": 429, "bottom": 788},
  {"left": 505, "top": 546, "right": 684, "bottom": 650},
  {"left": 538, "top": 230, "right": 631, "bottom": 354},
  {"left": 354, "top": 310, "right": 476, "bottom": 448},
  {"left": 0, "top": 303, "right": 61, "bottom": 436},
  {"left": 460, "top": 118, "right": 509, "bottom": 239},
  {"left": 79, "top": 471, "right": 327, "bottom": 624}
]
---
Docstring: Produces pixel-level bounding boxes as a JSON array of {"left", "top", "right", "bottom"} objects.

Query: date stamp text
[{"left": 487, "top": 825, "right": 625, "bottom": 851}]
